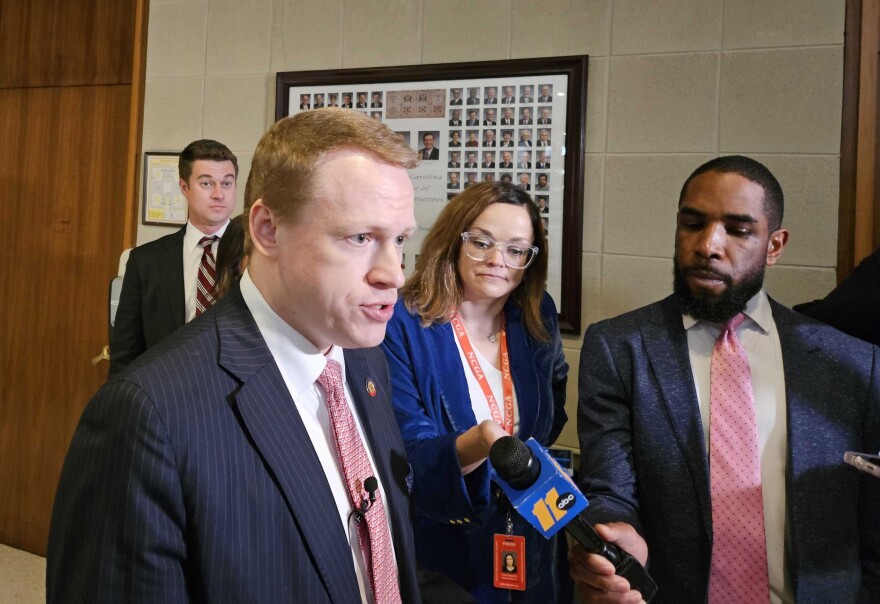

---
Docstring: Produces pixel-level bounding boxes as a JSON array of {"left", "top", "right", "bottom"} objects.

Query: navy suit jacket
[
  {"left": 48, "top": 287, "right": 421, "bottom": 603},
  {"left": 110, "top": 226, "right": 186, "bottom": 376},
  {"left": 578, "top": 295, "right": 880, "bottom": 603}
]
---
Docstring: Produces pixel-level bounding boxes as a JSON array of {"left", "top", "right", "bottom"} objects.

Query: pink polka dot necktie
[
  {"left": 708, "top": 313, "right": 770, "bottom": 603},
  {"left": 317, "top": 360, "right": 401, "bottom": 604},
  {"left": 195, "top": 236, "right": 218, "bottom": 316}
]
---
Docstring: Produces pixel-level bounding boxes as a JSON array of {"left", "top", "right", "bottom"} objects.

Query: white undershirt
[
  {"left": 683, "top": 290, "right": 792, "bottom": 604},
  {"left": 239, "top": 270, "right": 397, "bottom": 603},
  {"left": 453, "top": 334, "right": 520, "bottom": 435},
  {"left": 183, "top": 220, "right": 229, "bottom": 322}
]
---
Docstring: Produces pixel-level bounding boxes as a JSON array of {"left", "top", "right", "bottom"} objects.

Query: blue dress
[{"left": 381, "top": 292, "right": 571, "bottom": 603}]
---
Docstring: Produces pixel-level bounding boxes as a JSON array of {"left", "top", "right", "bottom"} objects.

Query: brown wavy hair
[{"left": 401, "top": 182, "right": 550, "bottom": 341}]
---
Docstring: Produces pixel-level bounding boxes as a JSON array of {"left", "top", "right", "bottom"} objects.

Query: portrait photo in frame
[
  {"left": 275, "top": 56, "right": 588, "bottom": 333},
  {"left": 141, "top": 152, "right": 187, "bottom": 227}
]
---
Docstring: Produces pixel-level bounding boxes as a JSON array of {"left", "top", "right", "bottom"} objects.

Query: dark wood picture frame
[{"left": 275, "top": 56, "right": 588, "bottom": 333}]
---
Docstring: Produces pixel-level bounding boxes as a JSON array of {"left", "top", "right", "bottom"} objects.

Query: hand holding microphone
[{"left": 489, "top": 436, "right": 657, "bottom": 602}]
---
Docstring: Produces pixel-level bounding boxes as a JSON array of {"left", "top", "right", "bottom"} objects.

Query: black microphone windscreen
[
  {"left": 364, "top": 476, "right": 379, "bottom": 497},
  {"left": 489, "top": 436, "right": 541, "bottom": 489}
]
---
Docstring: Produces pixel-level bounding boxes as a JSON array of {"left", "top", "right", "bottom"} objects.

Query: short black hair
[
  {"left": 179, "top": 139, "right": 238, "bottom": 183},
  {"left": 678, "top": 155, "right": 784, "bottom": 230}
]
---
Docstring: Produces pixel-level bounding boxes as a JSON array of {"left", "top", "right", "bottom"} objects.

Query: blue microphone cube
[{"left": 494, "top": 438, "right": 589, "bottom": 538}]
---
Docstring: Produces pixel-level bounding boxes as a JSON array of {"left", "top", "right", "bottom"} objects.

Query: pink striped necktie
[
  {"left": 318, "top": 360, "right": 401, "bottom": 604},
  {"left": 708, "top": 313, "right": 770, "bottom": 603},
  {"left": 195, "top": 236, "right": 218, "bottom": 317}
]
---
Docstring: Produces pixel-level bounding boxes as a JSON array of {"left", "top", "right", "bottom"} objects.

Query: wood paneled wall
[{"left": 0, "top": 0, "right": 145, "bottom": 555}]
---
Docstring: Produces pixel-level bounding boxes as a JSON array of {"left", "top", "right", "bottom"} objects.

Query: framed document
[
  {"left": 276, "top": 56, "right": 588, "bottom": 333},
  {"left": 142, "top": 152, "right": 187, "bottom": 226}
]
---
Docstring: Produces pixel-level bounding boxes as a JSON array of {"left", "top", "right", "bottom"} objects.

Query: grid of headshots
[
  {"left": 296, "top": 90, "right": 386, "bottom": 122},
  {"left": 445, "top": 83, "right": 557, "bottom": 234},
  {"left": 294, "top": 81, "right": 560, "bottom": 236}
]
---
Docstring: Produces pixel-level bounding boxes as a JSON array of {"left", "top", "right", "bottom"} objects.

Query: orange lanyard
[{"left": 451, "top": 312, "right": 514, "bottom": 435}]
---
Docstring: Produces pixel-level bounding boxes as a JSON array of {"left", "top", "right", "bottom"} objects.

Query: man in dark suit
[
  {"left": 571, "top": 156, "right": 880, "bottom": 602},
  {"left": 501, "top": 86, "right": 516, "bottom": 104},
  {"left": 448, "top": 151, "right": 461, "bottom": 168},
  {"left": 517, "top": 151, "right": 531, "bottom": 169},
  {"left": 449, "top": 109, "right": 462, "bottom": 127},
  {"left": 450, "top": 88, "right": 463, "bottom": 105},
  {"left": 448, "top": 172, "right": 460, "bottom": 189},
  {"left": 466, "top": 110, "right": 479, "bottom": 127},
  {"left": 481, "top": 152, "right": 495, "bottom": 169},
  {"left": 484, "top": 86, "right": 497, "bottom": 104},
  {"left": 342, "top": 94, "right": 353, "bottom": 108},
  {"left": 419, "top": 133, "right": 439, "bottom": 160},
  {"left": 109, "top": 139, "right": 238, "bottom": 376},
  {"left": 536, "top": 152, "right": 550, "bottom": 169},
  {"left": 519, "top": 108, "right": 533, "bottom": 125},
  {"left": 314, "top": 94, "right": 325, "bottom": 108},
  {"left": 519, "top": 86, "right": 534, "bottom": 104},
  {"left": 467, "top": 88, "right": 480, "bottom": 105},
  {"left": 370, "top": 92, "right": 382, "bottom": 108},
  {"left": 536, "top": 129, "right": 551, "bottom": 147},
  {"left": 537, "top": 107, "right": 552, "bottom": 125},
  {"left": 356, "top": 93, "right": 368, "bottom": 108},
  {"left": 482, "top": 130, "right": 496, "bottom": 147},
  {"left": 794, "top": 246, "right": 880, "bottom": 346},
  {"left": 538, "top": 85, "right": 552, "bottom": 102},
  {"left": 299, "top": 94, "right": 310, "bottom": 110},
  {"left": 48, "top": 109, "right": 424, "bottom": 603},
  {"left": 501, "top": 107, "right": 515, "bottom": 126},
  {"left": 464, "top": 153, "right": 478, "bottom": 169},
  {"left": 483, "top": 108, "right": 496, "bottom": 126},
  {"left": 499, "top": 151, "right": 513, "bottom": 169}
]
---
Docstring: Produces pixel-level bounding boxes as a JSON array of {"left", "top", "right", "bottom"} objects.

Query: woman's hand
[{"left": 455, "top": 420, "right": 509, "bottom": 475}]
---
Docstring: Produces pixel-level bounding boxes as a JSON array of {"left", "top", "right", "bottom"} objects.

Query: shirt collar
[
  {"left": 239, "top": 270, "right": 346, "bottom": 398},
  {"left": 681, "top": 289, "right": 772, "bottom": 334},
  {"left": 185, "top": 220, "right": 229, "bottom": 252}
]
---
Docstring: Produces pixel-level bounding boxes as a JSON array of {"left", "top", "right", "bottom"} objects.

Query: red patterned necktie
[
  {"left": 195, "top": 236, "right": 218, "bottom": 317},
  {"left": 708, "top": 313, "right": 770, "bottom": 603},
  {"left": 317, "top": 360, "right": 401, "bottom": 604}
]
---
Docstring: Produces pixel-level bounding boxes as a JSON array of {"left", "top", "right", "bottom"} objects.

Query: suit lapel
[
  {"left": 639, "top": 296, "right": 712, "bottom": 536},
  {"left": 343, "top": 348, "right": 417, "bottom": 596},
  {"left": 162, "top": 227, "right": 186, "bottom": 328},
  {"left": 217, "top": 291, "right": 361, "bottom": 603}
]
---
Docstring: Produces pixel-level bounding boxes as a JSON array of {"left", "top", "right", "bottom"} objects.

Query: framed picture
[
  {"left": 142, "top": 151, "right": 187, "bottom": 226},
  {"left": 275, "top": 56, "right": 588, "bottom": 333}
]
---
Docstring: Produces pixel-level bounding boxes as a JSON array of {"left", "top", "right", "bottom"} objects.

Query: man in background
[
  {"left": 419, "top": 133, "right": 439, "bottom": 160},
  {"left": 109, "top": 139, "right": 237, "bottom": 376},
  {"left": 571, "top": 156, "right": 880, "bottom": 602},
  {"left": 49, "top": 108, "right": 423, "bottom": 602}
]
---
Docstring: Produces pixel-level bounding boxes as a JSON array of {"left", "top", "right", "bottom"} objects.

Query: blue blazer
[
  {"left": 381, "top": 293, "right": 570, "bottom": 603},
  {"left": 577, "top": 295, "right": 880, "bottom": 603},
  {"left": 48, "top": 287, "right": 421, "bottom": 603}
]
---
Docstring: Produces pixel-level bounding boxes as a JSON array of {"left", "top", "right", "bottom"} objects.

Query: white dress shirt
[
  {"left": 683, "top": 290, "right": 792, "bottom": 603},
  {"left": 239, "top": 270, "right": 397, "bottom": 603},
  {"left": 183, "top": 220, "right": 229, "bottom": 322}
]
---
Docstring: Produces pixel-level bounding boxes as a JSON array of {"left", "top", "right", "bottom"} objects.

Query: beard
[{"left": 673, "top": 257, "right": 765, "bottom": 323}]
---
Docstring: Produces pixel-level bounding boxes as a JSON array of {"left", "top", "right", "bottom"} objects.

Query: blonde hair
[
  {"left": 244, "top": 108, "right": 419, "bottom": 242},
  {"left": 401, "top": 182, "right": 550, "bottom": 341}
]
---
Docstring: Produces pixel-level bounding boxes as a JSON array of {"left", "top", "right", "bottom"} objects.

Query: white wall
[{"left": 141, "top": 0, "right": 846, "bottom": 448}]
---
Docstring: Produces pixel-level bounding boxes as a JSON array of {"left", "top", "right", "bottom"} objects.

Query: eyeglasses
[{"left": 460, "top": 232, "right": 538, "bottom": 269}]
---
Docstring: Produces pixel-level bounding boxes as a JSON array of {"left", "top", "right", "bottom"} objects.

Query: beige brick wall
[{"left": 140, "top": 0, "right": 846, "bottom": 449}]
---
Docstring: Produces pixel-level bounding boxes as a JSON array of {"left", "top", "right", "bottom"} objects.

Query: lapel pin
[{"left": 366, "top": 379, "right": 377, "bottom": 397}]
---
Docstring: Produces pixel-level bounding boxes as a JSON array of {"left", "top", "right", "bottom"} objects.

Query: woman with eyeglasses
[{"left": 382, "top": 182, "right": 570, "bottom": 602}]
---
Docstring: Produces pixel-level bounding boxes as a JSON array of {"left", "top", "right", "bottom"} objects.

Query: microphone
[
  {"left": 352, "top": 476, "right": 379, "bottom": 523},
  {"left": 490, "top": 437, "right": 657, "bottom": 602}
]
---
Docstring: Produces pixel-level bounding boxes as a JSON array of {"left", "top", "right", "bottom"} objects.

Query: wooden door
[{"left": 0, "top": 0, "right": 145, "bottom": 555}]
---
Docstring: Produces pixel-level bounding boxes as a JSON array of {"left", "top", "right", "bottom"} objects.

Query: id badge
[{"left": 493, "top": 534, "right": 526, "bottom": 591}]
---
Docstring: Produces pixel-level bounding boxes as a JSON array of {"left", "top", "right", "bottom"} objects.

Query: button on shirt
[
  {"left": 183, "top": 220, "right": 229, "bottom": 322},
  {"left": 239, "top": 270, "right": 398, "bottom": 603},
  {"left": 683, "top": 290, "right": 792, "bottom": 604}
]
